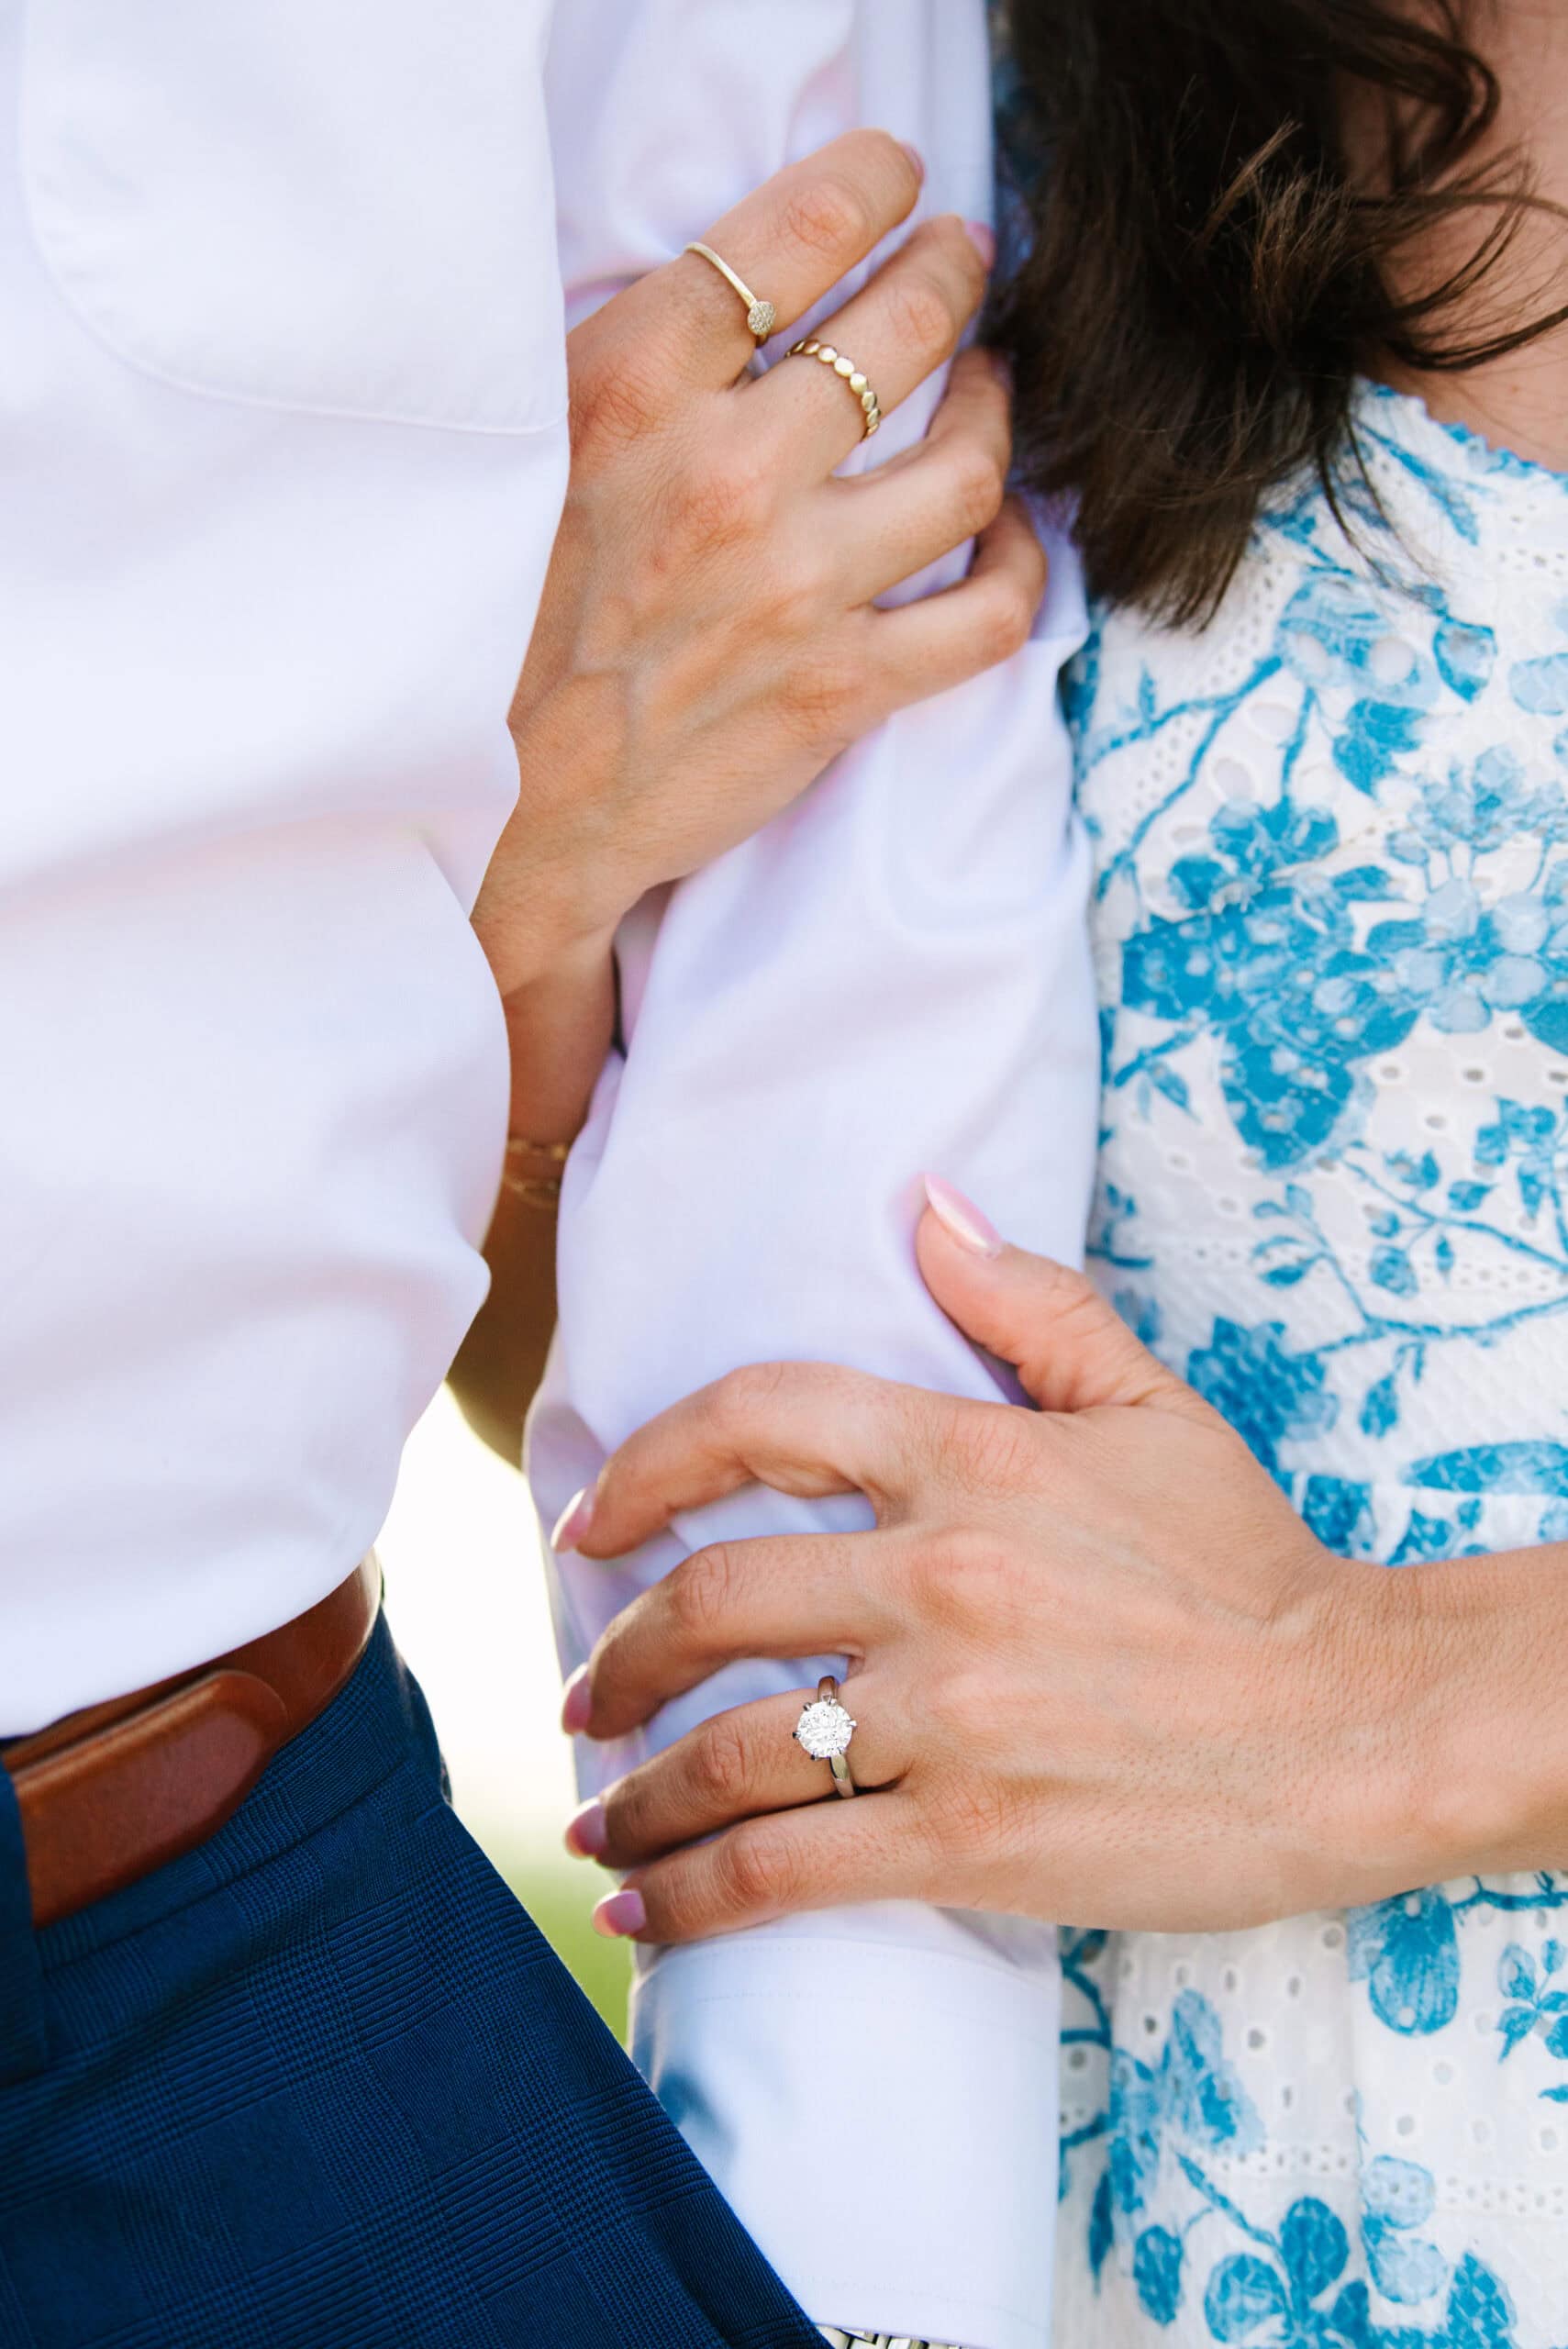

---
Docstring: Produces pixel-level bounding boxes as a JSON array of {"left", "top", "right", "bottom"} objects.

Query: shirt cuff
[{"left": 629, "top": 1911, "right": 1060, "bottom": 2349}]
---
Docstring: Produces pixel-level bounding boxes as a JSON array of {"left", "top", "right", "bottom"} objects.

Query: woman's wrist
[
  {"left": 499, "top": 925, "right": 618, "bottom": 1153},
  {"left": 1422, "top": 1548, "right": 1568, "bottom": 1878},
  {"left": 473, "top": 674, "right": 641, "bottom": 996},
  {"left": 1328, "top": 1546, "right": 1568, "bottom": 1898}
]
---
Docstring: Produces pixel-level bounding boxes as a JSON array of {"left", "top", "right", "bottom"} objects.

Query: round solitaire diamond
[
  {"left": 795, "top": 1695, "right": 855, "bottom": 1761},
  {"left": 747, "top": 298, "right": 776, "bottom": 340}
]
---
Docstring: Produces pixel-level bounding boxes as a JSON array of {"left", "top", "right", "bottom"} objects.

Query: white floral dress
[{"left": 1054, "top": 385, "right": 1568, "bottom": 2348}]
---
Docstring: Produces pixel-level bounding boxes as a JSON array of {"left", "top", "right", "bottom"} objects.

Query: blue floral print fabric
[{"left": 1054, "top": 386, "right": 1568, "bottom": 2347}]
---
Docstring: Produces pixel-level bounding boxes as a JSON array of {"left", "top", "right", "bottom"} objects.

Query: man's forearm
[{"left": 450, "top": 934, "right": 617, "bottom": 1464}]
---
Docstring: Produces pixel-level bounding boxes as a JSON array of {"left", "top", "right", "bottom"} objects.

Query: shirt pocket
[{"left": 18, "top": 0, "right": 567, "bottom": 433}]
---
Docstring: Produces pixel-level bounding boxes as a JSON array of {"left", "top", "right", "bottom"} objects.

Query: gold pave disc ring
[
  {"left": 684, "top": 241, "right": 777, "bottom": 342},
  {"left": 785, "top": 338, "right": 882, "bottom": 438}
]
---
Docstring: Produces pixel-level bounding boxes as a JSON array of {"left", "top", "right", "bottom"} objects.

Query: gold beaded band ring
[
  {"left": 683, "top": 241, "right": 777, "bottom": 342},
  {"left": 785, "top": 338, "right": 882, "bottom": 438},
  {"left": 500, "top": 1135, "right": 572, "bottom": 1210}
]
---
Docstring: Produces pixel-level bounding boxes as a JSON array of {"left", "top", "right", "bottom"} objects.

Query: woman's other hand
[
  {"left": 473, "top": 133, "right": 1041, "bottom": 1000},
  {"left": 557, "top": 1184, "right": 1514, "bottom": 1944}
]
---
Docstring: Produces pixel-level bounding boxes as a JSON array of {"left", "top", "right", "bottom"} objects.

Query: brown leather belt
[{"left": 3, "top": 1557, "right": 381, "bottom": 1932}]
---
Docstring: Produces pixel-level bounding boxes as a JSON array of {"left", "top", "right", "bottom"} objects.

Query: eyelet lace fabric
[{"left": 1055, "top": 385, "right": 1568, "bottom": 2347}]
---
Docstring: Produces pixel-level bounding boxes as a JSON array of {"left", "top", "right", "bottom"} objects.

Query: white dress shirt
[
  {"left": 0, "top": 0, "right": 563, "bottom": 1731},
  {"left": 5, "top": 5, "right": 1097, "bottom": 2339},
  {"left": 529, "top": 9, "right": 1101, "bottom": 2346}
]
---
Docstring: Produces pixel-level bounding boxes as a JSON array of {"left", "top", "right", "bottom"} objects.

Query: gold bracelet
[{"left": 500, "top": 1135, "right": 572, "bottom": 1210}]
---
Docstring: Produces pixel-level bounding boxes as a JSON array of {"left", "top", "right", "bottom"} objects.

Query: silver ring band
[
  {"left": 820, "top": 2329, "right": 967, "bottom": 2348},
  {"left": 794, "top": 1673, "right": 858, "bottom": 1797}
]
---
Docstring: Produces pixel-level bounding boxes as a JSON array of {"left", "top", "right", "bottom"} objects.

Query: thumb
[{"left": 916, "top": 1174, "right": 1213, "bottom": 1419}]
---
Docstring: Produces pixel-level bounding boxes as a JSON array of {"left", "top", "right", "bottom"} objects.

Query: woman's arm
[
  {"left": 470, "top": 141, "right": 1028, "bottom": 1010},
  {"left": 455, "top": 139, "right": 1035, "bottom": 1463},
  {"left": 552, "top": 1183, "right": 1568, "bottom": 1943},
  {"left": 449, "top": 934, "right": 615, "bottom": 1463}
]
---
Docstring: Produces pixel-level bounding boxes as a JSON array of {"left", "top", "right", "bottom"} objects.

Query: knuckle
[
  {"left": 757, "top": 547, "right": 831, "bottom": 645},
  {"left": 922, "top": 211, "right": 989, "bottom": 290},
  {"left": 937, "top": 1665, "right": 996, "bottom": 1731},
  {"left": 573, "top": 344, "right": 667, "bottom": 449},
  {"left": 952, "top": 1402, "right": 1040, "bottom": 1496},
  {"left": 884, "top": 266, "right": 962, "bottom": 358},
  {"left": 925, "top": 1764, "right": 1014, "bottom": 1856},
  {"left": 669, "top": 1542, "right": 740, "bottom": 1640},
  {"left": 714, "top": 1359, "right": 794, "bottom": 1432},
  {"left": 780, "top": 169, "right": 875, "bottom": 265},
  {"left": 1046, "top": 1264, "right": 1108, "bottom": 1337},
  {"left": 690, "top": 1713, "right": 752, "bottom": 1812},
  {"left": 843, "top": 127, "right": 921, "bottom": 215},
  {"left": 972, "top": 577, "right": 1036, "bottom": 667},
  {"left": 717, "top": 1827, "right": 796, "bottom": 1917},
  {"left": 944, "top": 442, "right": 1007, "bottom": 539},
  {"left": 784, "top": 649, "right": 862, "bottom": 744},
  {"left": 900, "top": 1537, "right": 954, "bottom": 1620},
  {"left": 669, "top": 451, "right": 771, "bottom": 554},
  {"left": 927, "top": 1522, "right": 1017, "bottom": 1624}
]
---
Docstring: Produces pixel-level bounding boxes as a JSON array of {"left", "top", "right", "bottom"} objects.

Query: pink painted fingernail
[
  {"left": 900, "top": 141, "right": 926, "bottom": 184},
  {"left": 593, "top": 1888, "right": 647, "bottom": 1940},
  {"left": 964, "top": 219, "right": 996, "bottom": 268},
  {"left": 565, "top": 1797, "right": 607, "bottom": 1859},
  {"left": 561, "top": 1664, "right": 593, "bottom": 1735},
  {"left": 922, "top": 1173, "right": 1004, "bottom": 1259},
  {"left": 550, "top": 1487, "right": 595, "bottom": 1554}
]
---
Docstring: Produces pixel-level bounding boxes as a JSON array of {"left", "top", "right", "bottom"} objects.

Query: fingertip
[
  {"left": 561, "top": 1664, "right": 593, "bottom": 1736},
  {"left": 921, "top": 1172, "right": 1006, "bottom": 1260},
  {"left": 973, "top": 497, "right": 1049, "bottom": 609},
  {"left": 565, "top": 1797, "right": 608, "bottom": 1860},
  {"left": 592, "top": 1887, "right": 648, "bottom": 1940},
  {"left": 962, "top": 219, "right": 996, "bottom": 270},
  {"left": 550, "top": 1486, "right": 595, "bottom": 1556}
]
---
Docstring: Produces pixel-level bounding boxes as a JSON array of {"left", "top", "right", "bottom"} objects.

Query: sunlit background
[{"left": 377, "top": 1388, "right": 629, "bottom": 2032}]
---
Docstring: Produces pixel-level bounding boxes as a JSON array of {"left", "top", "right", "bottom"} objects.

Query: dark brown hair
[{"left": 991, "top": 1, "right": 1568, "bottom": 625}]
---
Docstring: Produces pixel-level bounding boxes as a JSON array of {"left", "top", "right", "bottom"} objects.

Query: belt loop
[{"left": 0, "top": 1760, "right": 49, "bottom": 2084}]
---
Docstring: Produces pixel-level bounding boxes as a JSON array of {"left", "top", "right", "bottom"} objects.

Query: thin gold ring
[
  {"left": 786, "top": 339, "right": 883, "bottom": 439},
  {"left": 683, "top": 241, "right": 777, "bottom": 342}
]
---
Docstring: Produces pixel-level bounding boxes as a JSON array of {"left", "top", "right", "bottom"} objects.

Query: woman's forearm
[{"left": 450, "top": 932, "right": 617, "bottom": 1464}]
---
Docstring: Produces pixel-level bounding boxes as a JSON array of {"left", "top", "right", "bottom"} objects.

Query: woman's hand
[
  {"left": 473, "top": 132, "right": 1041, "bottom": 1000},
  {"left": 558, "top": 1185, "right": 1516, "bottom": 1944}
]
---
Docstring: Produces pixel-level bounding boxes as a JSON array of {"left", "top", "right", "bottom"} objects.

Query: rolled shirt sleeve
[{"left": 532, "top": 8, "right": 1099, "bottom": 2345}]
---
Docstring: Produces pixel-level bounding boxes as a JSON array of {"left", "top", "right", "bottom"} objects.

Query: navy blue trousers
[{"left": 0, "top": 1620, "right": 819, "bottom": 2349}]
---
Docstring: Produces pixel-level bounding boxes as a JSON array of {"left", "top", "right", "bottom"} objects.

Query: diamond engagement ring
[
  {"left": 683, "top": 240, "right": 777, "bottom": 342},
  {"left": 794, "top": 1674, "right": 857, "bottom": 1797}
]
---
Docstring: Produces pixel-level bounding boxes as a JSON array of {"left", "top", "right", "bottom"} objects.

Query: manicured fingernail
[
  {"left": 901, "top": 141, "right": 926, "bottom": 184},
  {"left": 561, "top": 1664, "right": 593, "bottom": 1735},
  {"left": 964, "top": 219, "right": 996, "bottom": 268},
  {"left": 593, "top": 1888, "right": 647, "bottom": 1939},
  {"left": 550, "top": 1487, "right": 595, "bottom": 1554},
  {"left": 565, "top": 1797, "right": 607, "bottom": 1859},
  {"left": 922, "top": 1173, "right": 1004, "bottom": 1258}
]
